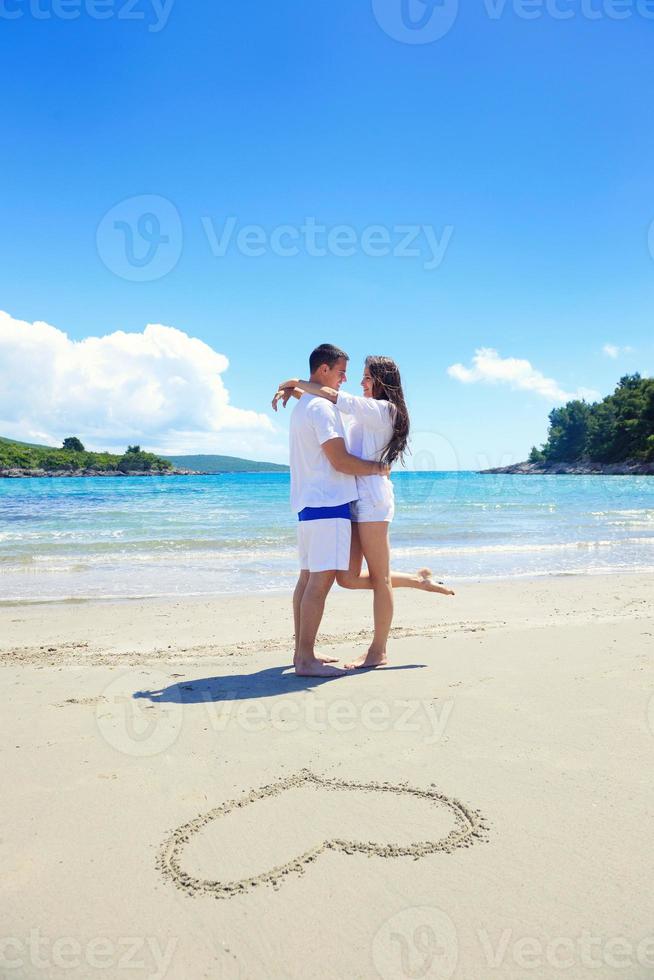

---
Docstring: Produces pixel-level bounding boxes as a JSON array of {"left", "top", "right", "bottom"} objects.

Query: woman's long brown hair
[{"left": 365, "top": 355, "right": 410, "bottom": 467}]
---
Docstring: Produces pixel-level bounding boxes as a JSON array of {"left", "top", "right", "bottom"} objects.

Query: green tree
[
  {"left": 611, "top": 374, "right": 649, "bottom": 461},
  {"left": 1, "top": 437, "right": 173, "bottom": 473},
  {"left": 543, "top": 400, "right": 591, "bottom": 462},
  {"left": 41, "top": 452, "right": 68, "bottom": 471},
  {"left": 117, "top": 450, "right": 172, "bottom": 473},
  {"left": 643, "top": 380, "right": 654, "bottom": 460},
  {"left": 537, "top": 373, "right": 653, "bottom": 463},
  {"left": 62, "top": 437, "right": 85, "bottom": 452},
  {"left": 586, "top": 399, "right": 617, "bottom": 462}
]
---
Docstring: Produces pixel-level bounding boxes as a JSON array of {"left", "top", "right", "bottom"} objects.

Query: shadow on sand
[{"left": 134, "top": 662, "right": 426, "bottom": 705}]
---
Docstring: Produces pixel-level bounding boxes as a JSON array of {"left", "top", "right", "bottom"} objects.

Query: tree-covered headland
[
  {"left": 528, "top": 374, "right": 654, "bottom": 465},
  {"left": 0, "top": 437, "right": 174, "bottom": 474}
]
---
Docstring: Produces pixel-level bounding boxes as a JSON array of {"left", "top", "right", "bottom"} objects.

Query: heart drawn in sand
[{"left": 157, "top": 769, "right": 489, "bottom": 898}]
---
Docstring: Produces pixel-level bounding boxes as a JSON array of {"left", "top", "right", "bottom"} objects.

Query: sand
[{"left": 1, "top": 572, "right": 653, "bottom": 979}]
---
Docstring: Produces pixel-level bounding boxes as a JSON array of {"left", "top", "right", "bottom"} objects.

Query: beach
[
  {"left": 4, "top": 1, "right": 654, "bottom": 976},
  {"left": 2, "top": 571, "right": 653, "bottom": 979}
]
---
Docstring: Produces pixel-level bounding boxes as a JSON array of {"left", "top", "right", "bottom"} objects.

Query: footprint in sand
[{"left": 157, "top": 770, "right": 489, "bottom": 898}]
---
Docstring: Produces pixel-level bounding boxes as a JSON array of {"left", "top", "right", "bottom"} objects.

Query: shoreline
[
  {"left": 2, "top": 570, "right": 652, "bottom": 667},
  {"left": 4, "top": 464, "right": 654, "bottom": 477},
  {"left": 2, "top": 564, "right": 653, "bottom": 609},
  {"left": 0, "top": 467, "right": 288, "bottom": 478},
  {"left": 0, "top": 468, "right": 199, "bottom": 478},
  {"left": 479, "top": 459, "right": 654, "bottom": 475}
]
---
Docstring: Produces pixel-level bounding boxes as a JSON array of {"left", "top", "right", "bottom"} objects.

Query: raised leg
[{"left": 336, "top": 525, "right": 454, "bottom": 595}]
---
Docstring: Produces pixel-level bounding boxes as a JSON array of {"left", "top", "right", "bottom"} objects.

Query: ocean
[{"left": 0, "top": 471, "right": 652, "bottom": 602}]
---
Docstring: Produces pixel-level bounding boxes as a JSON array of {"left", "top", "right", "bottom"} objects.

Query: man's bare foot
[
  {"left": 344, "top": 650, "right": 388, "bottom": 670},
  {"left": 294, "top": 653, "right": 339, "bottom": 666},
  {"left": 417, "top": 567, "right": 455, "bottom": 596},
  {"left": 294, "top": 657, "right": 350, "bottom": 677}
]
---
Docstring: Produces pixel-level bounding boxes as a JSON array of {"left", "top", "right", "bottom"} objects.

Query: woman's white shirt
[{"left": 336, "top": 390, "right": 395, "bottom": 507}]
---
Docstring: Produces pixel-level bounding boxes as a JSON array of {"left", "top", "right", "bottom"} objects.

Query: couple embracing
[{"left": 273, "top": 343, "right": 454, "bottom": 678}]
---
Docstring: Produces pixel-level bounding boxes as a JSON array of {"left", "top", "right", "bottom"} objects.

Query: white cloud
[
  {"left": 447, "top": 347, "right": 600, "bottom": 403},
  {"left": 602, "top": 343, "right": 633, "bottom": 359},
  {"left": 0, "top": 310, "right": 275, "bottom": 454}
]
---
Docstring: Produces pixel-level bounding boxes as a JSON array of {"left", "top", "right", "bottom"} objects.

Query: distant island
[
  {"left": 480, "top": 373, "right": 654, "bottom": 475},
  {"left": 162, "top": 454, "right": 288, "bottom": 474},
  {"left": 0, "top": 437, "right": 288, "bottom": 478}
]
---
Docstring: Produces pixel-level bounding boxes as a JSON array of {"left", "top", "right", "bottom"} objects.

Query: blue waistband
[{"left": 298, "top": 502, "right": 353, "bottom": 522}]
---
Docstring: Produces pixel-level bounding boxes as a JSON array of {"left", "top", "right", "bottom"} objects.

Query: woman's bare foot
[
  {"left": 294, "top": 657, "right": 350, "bottom": 677},
  {"left": 344, "top": 648, "right": 388, "bottom": 670},
  {"left": 417, "top": 567, "right": 455, "bottom": 596}
]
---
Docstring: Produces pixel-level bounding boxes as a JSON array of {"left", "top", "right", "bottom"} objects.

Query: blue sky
[{"left": 1, "top": 0, "right": 652, "bottom": 468}]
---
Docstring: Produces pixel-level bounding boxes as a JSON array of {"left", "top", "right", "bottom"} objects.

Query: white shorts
[
  {"left": 297, "top": 517, "right": 352, "bottom": 572},
  {"left": 351, "top": 497, "right": 395, "bottom": 523}
]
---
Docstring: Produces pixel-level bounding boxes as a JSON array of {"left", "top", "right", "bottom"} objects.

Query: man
[{"left": 284, "top": 344, "right": 389, "bottom": 676}]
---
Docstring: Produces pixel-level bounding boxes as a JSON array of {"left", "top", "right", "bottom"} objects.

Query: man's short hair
[{"left": 309, "top": 344, "right": 349, "bottom": 374}]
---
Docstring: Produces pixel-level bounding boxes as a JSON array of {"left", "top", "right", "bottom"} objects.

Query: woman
[{"left": 275, "top": 355, "right": 454, "bottom": 670}]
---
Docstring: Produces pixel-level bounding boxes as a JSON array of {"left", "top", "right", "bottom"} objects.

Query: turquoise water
[{"left": 0, "top": 472, "right": 653, "bottom": 601}]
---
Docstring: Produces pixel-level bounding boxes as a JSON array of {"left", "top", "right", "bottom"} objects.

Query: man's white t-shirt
[
  {"left": 289, "top": 394, "right": 358, "bottom": 513},
  {"left": 336, "top": 390, "right": 395, "bottom": 507}
]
